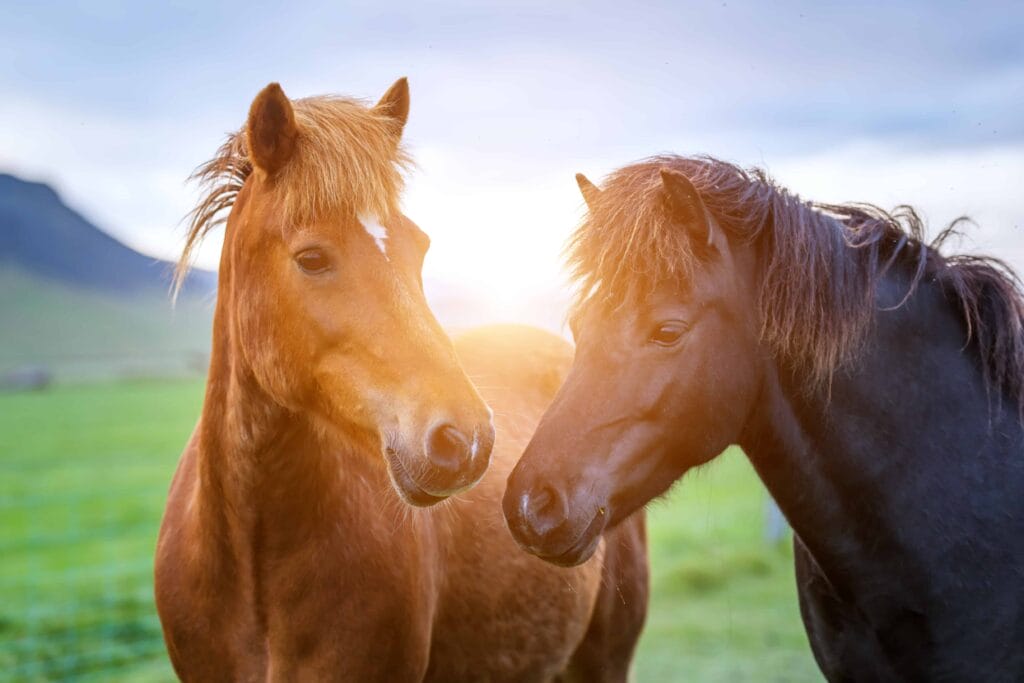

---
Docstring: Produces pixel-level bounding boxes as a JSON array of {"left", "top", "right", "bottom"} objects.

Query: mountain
[
  {"left": 0, "top": 173, "right": 215, "bottom": 384},
  {"left": 0, "top": 173, "right": 215, "bottom": 294}
]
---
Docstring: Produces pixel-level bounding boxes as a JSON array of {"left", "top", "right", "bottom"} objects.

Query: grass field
[{"left": 0, "top": 379, "right": 820, "bottom": 682}]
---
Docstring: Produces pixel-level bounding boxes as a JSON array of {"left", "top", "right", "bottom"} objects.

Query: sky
[{"left": 2, "top": 0, "right": 1022, "bottom": 330}]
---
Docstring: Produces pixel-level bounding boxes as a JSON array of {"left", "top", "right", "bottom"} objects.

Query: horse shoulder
[
  {"left": 452, "top": 324, "right": 573, "bottom": 405},
  {"left": 154, "top": 427, "right": 267, "bottom": 681}
]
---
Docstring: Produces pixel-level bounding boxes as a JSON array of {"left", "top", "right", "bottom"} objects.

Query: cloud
[
  {"left": 769, "top": 141, "right": 1024, "bottom": 267},
  {"left": 2, "top": 1, "right": 1022, "bottom": 331}
]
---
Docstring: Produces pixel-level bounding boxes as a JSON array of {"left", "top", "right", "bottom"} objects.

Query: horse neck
[
  {"left": 193, "top": 280, "right": 381, "bottom": 547},
  {"left": 739, "top": 266, "right": 1006, "bottom": 598}
]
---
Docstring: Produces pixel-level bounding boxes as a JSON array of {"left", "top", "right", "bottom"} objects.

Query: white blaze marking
[{"left": 359, "top": 213, "right": 389, "bottom": 259}]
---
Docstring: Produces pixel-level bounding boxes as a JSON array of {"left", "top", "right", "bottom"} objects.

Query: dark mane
[{"left": 568, "top": 154, "right": 1024, "bottom": 406}]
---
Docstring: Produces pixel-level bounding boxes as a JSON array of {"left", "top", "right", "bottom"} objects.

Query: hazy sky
[{"left": 3, "top": 1, "right": 1022, "bottom": 328}]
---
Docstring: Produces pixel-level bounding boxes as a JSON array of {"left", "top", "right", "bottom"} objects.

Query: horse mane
[
  {"left": 569, "top": 154, "right": 1024, "bottom": 406},
  {"left": 173, "top": 95, "right": 412, "bottom": 294}
]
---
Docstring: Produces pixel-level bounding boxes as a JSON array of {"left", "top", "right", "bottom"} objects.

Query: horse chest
[
  {"left": 160, "top": 479, "right": 441, "bottom": 680},
  {"left": 794, "top": 538, "right": 1024, "bottom": 682},
  {"left": 256, "top": 503, "right": 441, "bottom": 662},
  {"left": 795, "top": 540, "right": 923, "bottom": 682}
]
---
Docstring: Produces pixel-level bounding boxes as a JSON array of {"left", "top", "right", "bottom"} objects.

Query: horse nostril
[
  {"left": 520, "top": 485, "right": 568, "bottom": 536},
  {"left": 425, "top": 423, "right": 472, "bottom": 472}
]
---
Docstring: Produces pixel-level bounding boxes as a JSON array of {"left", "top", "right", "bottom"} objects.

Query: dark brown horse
[
  {"left": 155, "top": 80, "right": 648, "bottom": 681},
  {"left": 505, "top": 155, "right": 1024, "bottom": 681}
]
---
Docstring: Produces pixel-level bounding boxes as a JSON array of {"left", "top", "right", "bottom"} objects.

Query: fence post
[{"left": 764, "top": 497, "right": 789, "bottom": 544}]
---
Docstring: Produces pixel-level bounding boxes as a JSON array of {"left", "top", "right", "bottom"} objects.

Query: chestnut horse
[
  {"left": 505, "top": 155, "right": 1024, "bottom": 680},
  {"left": 154, "top": 79, "right": 647, "bottom": 681}
]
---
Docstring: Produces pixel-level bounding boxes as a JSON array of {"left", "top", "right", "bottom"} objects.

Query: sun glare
[{"left": 404, "top": 154, "right": 582, "bottom": 333}]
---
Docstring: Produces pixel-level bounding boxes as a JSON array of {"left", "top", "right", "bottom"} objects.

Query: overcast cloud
[{"left": 2, "top": 1, "right": 1021, "bottom": 328}]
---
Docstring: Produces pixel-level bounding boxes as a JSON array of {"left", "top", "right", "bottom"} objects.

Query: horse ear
[
  {"left": 660, "top": 168, "right": 719, "bottom": 251},
  {"left": 247, "top": 82, "right": 299, "bottom": 176},
  {"left": 373, "top": 77, "right": 410, "bottom": 139},
  {"left": 575, "top": 173, "right": 601, "bottom": 211}
]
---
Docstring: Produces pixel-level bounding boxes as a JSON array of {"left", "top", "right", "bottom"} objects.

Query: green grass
[
  {"left": 0, "top": 380, "right": 203, "bottom": 682},
  {"left": 0, "top": 379, "right": 820, "bottom": 681},
  {"left": 635, "top": 457, "right": 820, "bottom": 681}
]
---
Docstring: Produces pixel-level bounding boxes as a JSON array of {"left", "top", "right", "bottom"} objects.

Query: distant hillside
[
  {"left": 0, "top": 266, "right": 213, "bottom": 382},
  {"left": 0, "top": 173, "right": 214, "bottom": 294},
  {"left": 0, "top": 173, "right": 214, "bottom": 383}
]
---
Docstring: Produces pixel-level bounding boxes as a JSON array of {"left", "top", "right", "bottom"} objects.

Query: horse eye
[
  {"left": 294, "top": 248, "right": 331, "bottom": 274},
  {"left": 648, "top": 321, "right": 688, "bottom": 347}
]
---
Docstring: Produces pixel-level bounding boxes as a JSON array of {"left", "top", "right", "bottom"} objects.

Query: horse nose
[
  {"left": 515, "top": 484, "right": 570, "bottom": 540},
  {"left": 424, "top": 422, "right": 474, "bottom": 474}
]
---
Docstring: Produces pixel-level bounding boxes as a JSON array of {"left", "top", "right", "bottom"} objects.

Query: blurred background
[{"left": 1, "top": 1, "right": 1021, "bottom": 680}]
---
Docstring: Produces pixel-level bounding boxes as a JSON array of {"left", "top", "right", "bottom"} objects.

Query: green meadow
[{"left": 0, "top": 379, "right": 820, "bottom": 682}]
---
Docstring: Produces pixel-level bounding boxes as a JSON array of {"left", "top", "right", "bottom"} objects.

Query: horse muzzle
[
  {"left": 384, "top": 420, "right": 494, "bottom": 506},
  {"left": 502, "top": 470, "right": 608, "bottom": 567}
]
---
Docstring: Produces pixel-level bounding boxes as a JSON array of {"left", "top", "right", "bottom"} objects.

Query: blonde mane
[{"left": 173, "top": 95, "right": 412, "bottom": 294}]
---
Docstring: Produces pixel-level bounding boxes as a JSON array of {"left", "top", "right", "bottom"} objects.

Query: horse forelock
[
  {"left": 173, "top": 95, "right": 412, "bottom": 296},
  {"left": 568, "top": 154, "right": 1024, "bottom": 408}
]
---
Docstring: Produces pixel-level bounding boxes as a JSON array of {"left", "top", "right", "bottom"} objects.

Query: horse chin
[
  {"left": 383, "top": 447, "right": 452, "bottom": 507},
  {"left": 394, "top": 483, "right": 449, "bottom": 507},
  {"left": 520, "top": 508, "right": 608, "bottom": 568},
  {"left": 538, "top": 531, "right": 603, "bottom": 568}
]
